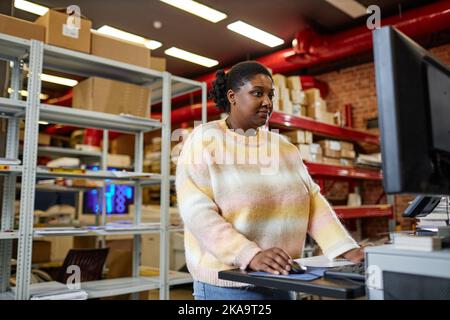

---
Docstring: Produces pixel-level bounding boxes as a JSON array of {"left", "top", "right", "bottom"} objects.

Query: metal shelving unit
[{"left": 0, "top": 32, "right": 204, "bottom": 300}]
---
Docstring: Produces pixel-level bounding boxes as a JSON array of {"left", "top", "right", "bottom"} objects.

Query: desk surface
[{"left": 219, "top": 269, "right": 366, "bottom": 299}]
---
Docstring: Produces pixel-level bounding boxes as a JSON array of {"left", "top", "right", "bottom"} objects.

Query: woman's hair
[{"left": 208, "top": 61, "right": 272, "bottom": 113}]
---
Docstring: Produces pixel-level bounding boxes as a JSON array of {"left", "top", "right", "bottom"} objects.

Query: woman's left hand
[{"left": 342, "top": 247, "right": 365, "bottom": 263}]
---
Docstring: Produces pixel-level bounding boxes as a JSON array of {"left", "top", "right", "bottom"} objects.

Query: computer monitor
[{"left": 373, "top": 26, "right": 450, "bottom": 196}]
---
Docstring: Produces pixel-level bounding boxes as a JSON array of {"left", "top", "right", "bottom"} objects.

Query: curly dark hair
[{"left": 208, "top": 61, "right": 272, "bottom": 113}]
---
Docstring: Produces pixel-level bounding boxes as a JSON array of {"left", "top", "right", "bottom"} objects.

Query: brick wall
[{"left": 315, "top": 43, "right": 450, "bottom": 234}]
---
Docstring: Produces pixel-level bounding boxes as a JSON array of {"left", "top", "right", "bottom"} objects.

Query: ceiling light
[
  {"left": 14, "top": 0, "right": 48, "bottom": 16},
  {"left": 38, "top": 121, "right": 49, "bottom": 125},
  {"left": 227, "top": 21, "right": 284, "bottom": 48},
  {"left": 164, "top": 47, "right": 218, "bottom": 67},
  {"left": 325, "top": 0, "right": 367, "bottom": 18},
  {"left": 160, "top": 0, "right": 227, "bottom": 23},
  {"left": 8, "top": 88, "right": 49, "bottom": 100},
  {"left": 40, "top": 74, "right": 78, "bottom": 87},
  {"left": 96, "top": 26, "right": 162, "bottom": 50}
]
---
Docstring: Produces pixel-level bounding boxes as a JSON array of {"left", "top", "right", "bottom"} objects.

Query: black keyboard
[{"left": 323, "top": 263, "right": 366, "bottom": 281}]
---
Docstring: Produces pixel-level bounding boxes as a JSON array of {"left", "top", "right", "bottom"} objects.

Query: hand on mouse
[{"left": 249, "top": 247, "right": 292, "bottom": 275}]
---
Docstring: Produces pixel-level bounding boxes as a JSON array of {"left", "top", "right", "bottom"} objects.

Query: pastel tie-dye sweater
[{"left": 176, "top": 119, "right": 358, "bottom": 287}]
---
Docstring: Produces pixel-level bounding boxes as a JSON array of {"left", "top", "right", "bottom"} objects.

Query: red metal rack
[
  {"left": 269, "top": 111, "right": 380, "bottom": 145},
  {"left": 333, "top": 205, "right": 393, "bottom": 219}
]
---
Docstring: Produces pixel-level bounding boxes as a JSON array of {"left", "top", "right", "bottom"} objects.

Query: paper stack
[
  {"left": 394, "top": 234, "right": 442, "bottom": 252},
  {"left": 416, "top": 197, "right": 449, "bottom": 230}
]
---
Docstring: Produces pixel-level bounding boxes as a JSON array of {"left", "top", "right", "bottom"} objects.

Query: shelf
[
  {"left": 270, "top": 112, "right": 380, "bottom": 145},
  {"left": 304, "top": 161, "right": 382, "bottom": 180},
  {"left": 151, "top": 75, "right": 203, "bottom": 105},
  {"left": 43, "top": 43, "right": 163, "bottom": 86},
  {"left": 168, "top": 271, "right": 193, "bottom": 286},
  {"left": 81, "top": 277, "right": 159, "bottom": 298},
  {"left": 0, "top": 33, "right": 30, "bottom": 61},
  {"left": 37, "top": 146, "right": 102, "bottom": 159},
  {"left": 39, "top": 104, "right": 161, "bottom": 133},
  {"left": 0, "top": 98, "right": 161, "bottom": 133},
  {"left": 0, "top": 97, "right": 26, "bottom": 117},
  {"left": 0, "top": 291, "right": 14, "bottom": 300},
  {"left": 169, "top": 226, "right": 184, "bottom": 233},
  {"left": 333, "top": 205, "right": 393, "bottom": 219},
  {"left": 33, "top": 225, "right": 161, "bottom": 237},
  {"left": 35, "top": 167, "right": 163, "bottom": 182},
  {"left": 0, "top": 231, "right": 18, "bottom": 240},
  {"left": 0, "top": 165, "right": 22, "bottom": 175}
]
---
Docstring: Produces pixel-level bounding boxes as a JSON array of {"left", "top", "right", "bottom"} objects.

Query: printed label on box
[
  {"left": 62, "top": 24, "right": 79, "bottom": 39},
  {"left": 330, "top": 141, "right": 341, "bottom": 151}
]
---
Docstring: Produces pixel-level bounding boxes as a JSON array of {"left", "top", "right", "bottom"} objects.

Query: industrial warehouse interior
[{"left": 0, "top": 0, "right": 449, "bottom": 303}]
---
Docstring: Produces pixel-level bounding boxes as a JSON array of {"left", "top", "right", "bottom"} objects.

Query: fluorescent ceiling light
[
  {"left": 96, "top": 26, "right": 162, "bottom": 50},
  {"left": 14, "top": 0, "right": 48, "bottom": 16},
  {"left": 325, "top": 0, "right": 367, "bottom": 18},
  {"left": 40, "top": 74, "right": 78, "bottom": 87},
  {"left": 227, "top": 21, "right": 284, "bottom": 48},
  {"left": 8, "top": 88, "right": 48, "bottom": 100},
  {"left": 160, "top": 0, "right": 227, "bottom": 23},
  {"left": 164, "top": 47, "right": 218, "bottom": 67}
]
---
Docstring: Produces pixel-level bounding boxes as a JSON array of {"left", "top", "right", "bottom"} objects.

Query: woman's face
[{"left": 227, "top": 74, "right": 274, "bottom": 130}]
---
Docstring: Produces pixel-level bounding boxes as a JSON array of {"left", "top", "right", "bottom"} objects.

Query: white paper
[{"left": 294, "top": 255, "right": 355, "bottom": 268}]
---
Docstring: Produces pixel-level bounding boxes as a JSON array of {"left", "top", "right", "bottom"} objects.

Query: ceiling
[{"left": 5, "top": 0, "right": 439, "bottom": 80}]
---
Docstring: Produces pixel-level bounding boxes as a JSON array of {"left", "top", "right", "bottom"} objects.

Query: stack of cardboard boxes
[
  {"left": 282, "top": 130, "right": 357, "bottom": 166},
  {"left": 0, "top": 10, "right": 166, "bottom": 119},
  {"left": 271, "top": 73, "right": 341, "bottom": 126},
  {"left": 272, "top": 74, "right": 308, "bottom": 117},
  {"left": 318, "top": 139, "right": 356, "bottom": 166}
]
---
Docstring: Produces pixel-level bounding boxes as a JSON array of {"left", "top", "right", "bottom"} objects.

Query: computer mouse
[{"left": 289, "top": 261, "right": 307, "bottom": 274}]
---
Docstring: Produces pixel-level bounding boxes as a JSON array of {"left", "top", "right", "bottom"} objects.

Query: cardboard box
[
  {"left": 292, "top": 104, "right": 302, "bottom": 116},
  {"left": 19, "top": 130, "right": 51, "bottom": 145},
  {"left": 287, "top": 76, "right": 302, "bottom": 90},
  {"left": 319, "top": 140, "right": 341, "bottom": 158},
  {"left": 290, "top": 90, "right": 307, "bottom": 105},
  {"left": 307, "top": 99, "right": 327, "bottom": 118},
  {"left": 310, "top": 153, "right": 323, "bottom": 163},
  {"left": 341, "top": 149, "right": 356, "bottom": 159},
  {"left": 13, "top": 240, "right": 51, "bottom": 263},
  {"left": 340, "top": 141, "right": 354, "bottom": 151},
  {"left": 284, "top": 130, "right": 305, "bottom": 144},
  {"left": 323, "top": 156, "right": 341, "bottom": 166},
  {"left": 110, "top": 134, "right": 135, "bottom": 157},
  {"left": 309, "top": 143, "right": 323, "bottom": 155},
  {"left": 298, "top": 144, "right": 311, "bottom": 162},
  {"left": 305, "top": 131, "right": 313, "bottom": 144},
  {"left": 35, "top": 9, "right": 92, "bottom": 53},
  {"left": 272, "top": 74, "right": 286, "bottom": 88},
  {"left": 279, "top": 86, "right": 290, "bottom": 101},
  {"left": 91, "top": 31, "right": 150, "bottom": 68},
  {"left": 72, "top": 77, "right": 151, "bottom": 118},
  {"left": 280, "top": 99, "right": 293, "bottom": 114},
  {"left": 304, "top": 88, "right": 321, "bottom": 104},
  {"left": 0, "top": 14, "right": 45, "bottom": 41},
  {"left": 108, "top": 154, "right": 131, "bottom": 168},
  {"left": 319, "top": 140, "right": 342, "bottom": 151},
  {"left": 340, "top": 158, "right": 354, "bottom": 166},
  {"left": 149, "top": 57, "right": 166, "bottom": 71}
]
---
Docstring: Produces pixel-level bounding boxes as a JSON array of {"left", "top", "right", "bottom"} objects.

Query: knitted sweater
[{"left": 175, "top": 119, "right": 358, "bottom": 287}]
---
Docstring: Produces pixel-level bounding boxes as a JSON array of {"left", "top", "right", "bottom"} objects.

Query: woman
[{"left": 176, "top": 61, "right": 364, "bottom": 300}]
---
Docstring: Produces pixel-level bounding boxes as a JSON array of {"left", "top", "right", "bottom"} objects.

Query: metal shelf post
[
  {"left": 0, "top": 60, "right": 22, "bottom": 292},
  {"left": 15, "top": 40, "right": 43, "bottom": 300}
]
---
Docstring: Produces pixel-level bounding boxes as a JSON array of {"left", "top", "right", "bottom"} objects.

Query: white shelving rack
[{"left": 0, "top": 32, "right": 205, "bottom": 300}]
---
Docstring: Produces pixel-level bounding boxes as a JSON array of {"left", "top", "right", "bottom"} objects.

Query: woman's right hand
[{"left": 248, "top": 247, "right": 292, "bottom": 275}]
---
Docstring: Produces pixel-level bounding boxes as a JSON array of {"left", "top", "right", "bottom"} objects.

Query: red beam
[
  {"left": 305, "top": 162, "right": 382, "bottom": 181},
  {"left": 333, "top": 205, "right": 393, "bottom": 219},
  {"left": 270, "top": 112, "right": 380, "bottom": 145}
]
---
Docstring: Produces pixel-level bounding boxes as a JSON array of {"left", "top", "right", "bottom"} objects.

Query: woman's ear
[{"left": 227, "top": 89, "right": 235, "bottom": 107}]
